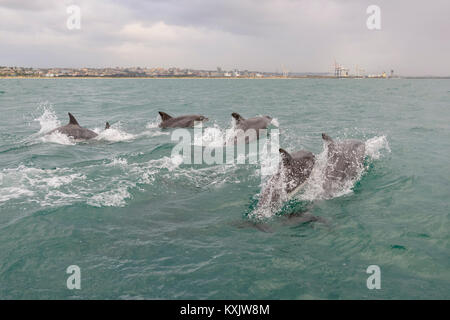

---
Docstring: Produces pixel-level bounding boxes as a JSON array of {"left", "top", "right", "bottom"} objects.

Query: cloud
[
  {"left": 0, "top": 0, "right": 59, "bottom": 11},
  {"left": 0, "top": 0, "right": 449, "bottom": 75}
]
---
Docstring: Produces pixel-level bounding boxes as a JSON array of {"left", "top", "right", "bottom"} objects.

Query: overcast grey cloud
[{"left": 0, "top": 0, "right": 449, "bottom": 75}]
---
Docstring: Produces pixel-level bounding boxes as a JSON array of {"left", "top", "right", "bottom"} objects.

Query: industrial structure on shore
[{"left": 333, "top": 60, "right": 395, "bottom": 78}]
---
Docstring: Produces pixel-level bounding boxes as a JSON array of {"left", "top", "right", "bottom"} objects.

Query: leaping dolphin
[
  {"left": 321, "top": 133, "right": 366, "bottom": 194},
  {"left": 257, "top": 148, "right": 316, "bottom": 210},
  {"left": 158, "top": 112, "right": 208, "bottom": 128},
  {"left": 48, "top": 113, "right": 101, "bottom": 140},
  {"left": 230, "top": 112, "right": 272, "bottom": 144}
]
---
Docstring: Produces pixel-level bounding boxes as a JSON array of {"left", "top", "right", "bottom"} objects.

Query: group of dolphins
[
  {"left": 49, "top": 111, "right": 366, "bottom": 227},
  {"left": 155, "top": 111, "right": 365, "bottom": 206}
]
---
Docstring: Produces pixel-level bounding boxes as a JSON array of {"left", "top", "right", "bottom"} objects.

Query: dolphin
[
  {"left": 321, "top": 133, "right": 366, "bottom": 193},
  {"left": 257, "top": 148, "right": 316, "bottom": 210},
  {"left": 252, "top": 147, "right": 330, "bottom": 229},
  {"left": 230, "top": 112, "right": 272, "bottom": 144},
  {"left": 158, "top": 111, "right": 208, "bottom": 128},
  {"left": 48, "top": 113, "right": 100, "bottom": 140}
]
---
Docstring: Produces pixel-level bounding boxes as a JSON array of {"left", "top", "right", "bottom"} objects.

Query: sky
[{"left": 0, "top": 0, "right": 449, "bottom": 76}]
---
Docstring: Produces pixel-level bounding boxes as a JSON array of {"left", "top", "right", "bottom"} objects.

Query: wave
[{"left": 0, "top": 152, "right": 190, "bottom": 211}]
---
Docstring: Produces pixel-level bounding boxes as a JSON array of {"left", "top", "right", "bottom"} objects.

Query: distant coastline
[
  {"left": 1, "top": 75, "right": 449, "bottom": 79},
  {"left": 2, "top": 66, "right": 448, "bottom": 79},
  {"left": 0, "top": 75, "right": 336, "bottom": 79},
  {"left": 0, "top": 66, "right": 396, "bottom": 79}
]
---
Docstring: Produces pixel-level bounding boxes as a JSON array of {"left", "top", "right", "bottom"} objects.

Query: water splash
[
  {"left": 146, "top": 117, "right": 160, "bottom": 129},
  {"left": 95, "top": 122, "right": 136, "bottom": 142},
  {"left": 299, "top": 136, "right": 389, "bottom": 201},
  {"left": 34, "top": 104, "right": 60, "bottom": 135},
  {"left": 252, "top": 135, "right": 391, "bottom": 219},
  {"left": 365, "top": 135, "right": 390, "bottom": 159},
  {"left": 251, "top": 161, "right": 288, "bottom": 220},
  {"left": 39, "top": 131, "right": 76, "bottom": 145}
]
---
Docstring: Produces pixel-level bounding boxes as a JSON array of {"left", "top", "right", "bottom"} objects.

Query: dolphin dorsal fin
[
  {"left": 105, "top": 122, "right": 110, "bottom": 129},
  {"left": 231, "top": 112, "right": 244, "bottom": 122},
  {"left": 322, "top": 133, "right": 334, "bottom": 143},
  {"left": 159, "top": 112, "right": 172, "bottom": 121},
  {"left": 279, "top": 148, "right": 293, "bottom": 165},
  {"left": 68, "top": 113, "right": 80, "bottom": 126}
]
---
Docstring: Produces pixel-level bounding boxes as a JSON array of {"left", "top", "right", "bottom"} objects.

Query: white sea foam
[
  {"left": 193, "top": 123, "right": 229, "bottom": 147},
  {"left": 146, "top": 118, "right": 160, "bottom": 129},
  {"left": 141, "top": 118, "right": 170, "bottom": 137},
  {"left": 39, "top": 131, "right": 76, "bottom": 145},
  {"left": 0, "top": 187, "right": 35, "bottom": 203},
  {"left": 95, "top": 123, "right": 136, "bottom": 142},
  {"left": 138, "top": 128, "right": 171, "bottom": 138},
  {"left": 87, "top": 186, "right": 131, "bottom": 207},
  {"left": 106, "top": 157, "right": 128, "bottom": 167},
  {"left": 0, "top": 166, "right": 85, "bottom": 204}
]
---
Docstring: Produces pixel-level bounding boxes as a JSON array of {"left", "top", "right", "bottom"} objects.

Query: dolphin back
[
  {"left": 322, "top": 134, "right": 366, "bottom": 191},
  {"left": 48, "top": 113, "right": 98, "bottom": 140},
  {"left": 159, "top": 114, "right": 206, "bottom": 128}
]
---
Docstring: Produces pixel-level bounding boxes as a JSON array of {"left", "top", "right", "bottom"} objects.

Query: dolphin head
[
  {"left": 279, "top": 148, "right": 316, "bottom": 194},
  {"left": 322, "top": 133, "right": 334, "bottom": 143}
]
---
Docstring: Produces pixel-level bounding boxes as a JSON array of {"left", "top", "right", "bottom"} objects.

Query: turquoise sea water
[{"left": 0, "top": 78, "right": 449, "bottom": 299}]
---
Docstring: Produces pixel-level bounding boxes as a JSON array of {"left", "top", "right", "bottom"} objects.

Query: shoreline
[
  {"left": 0, "top": 76, "right": 448, "bottom": 80},
  {"left": 0, "top": 76, "right": 345, "bottom": 80}
]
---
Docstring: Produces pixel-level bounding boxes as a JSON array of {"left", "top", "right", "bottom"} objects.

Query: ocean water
[{"left": 0, "top": 78, "right": 448, "bottom": 299}]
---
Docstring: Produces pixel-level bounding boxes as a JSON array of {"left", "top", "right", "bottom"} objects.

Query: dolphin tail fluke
[
  {"left": 231, "top": 112, "right": 244, "bottom": 122},
  {"left": 322, "top": 133, "right": 333, "bottom": 143},
  {"left": 158, "top": 112, "right": 172, "bottom": 121},
  {"left": 105, "top": 122, "right": 110, "bottom": 129},
  {"left": 68, "top": 113, "right": 80, "bottom": 126}
]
